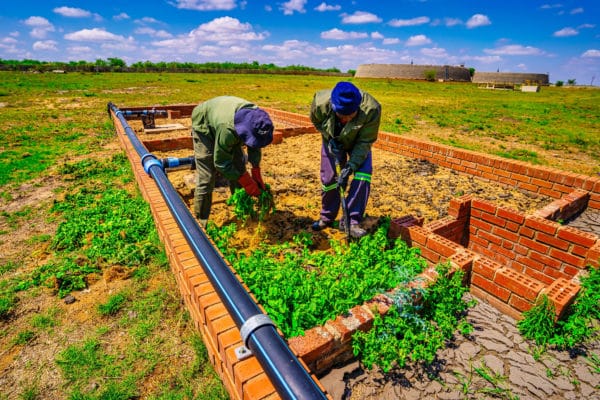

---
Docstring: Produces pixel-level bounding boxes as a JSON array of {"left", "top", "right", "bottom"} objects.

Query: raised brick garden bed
[{"left": 110, "top": 104, "right": 600, "bottom": 399}]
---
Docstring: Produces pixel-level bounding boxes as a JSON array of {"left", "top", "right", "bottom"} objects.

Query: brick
[
  {"left": 478, "top": 229, "right": 503, "bottom": 246},
  {"left": 471, "top": 199, "right": 497, "bottom": 214},
  {"left": 585, "top": 243, "right": 600, "bottom": 267},
  {"left": 518, "top": 236, "right": 550, "bottom": 255},
  {"left": 217, "top": 327, "right": 242, "bottom": 363},
  {"left": 544, "top": 278, "right": 580, "bottom": 319},
  {"left": 469, "top": 286, "right": 522, "bottom": 321},
  {"left": 515, "top": 255, "right": 545, "bottom": 272},
  {"left": 426, "top": 234, "right": 461, "bottom": 258},
  {"left": 529, "top": 250, "right": 562, "bottom": 270},
  {"left": 470, "top": 218, "right": 493, "bottom": 232},
  {"left": 471, "top": 274, "right": 511, "bottom": 301},
  {"left": 508, "top": 294, "right": 534, "bottom": 313},
  {"left": 271, "top": 131, "right": 284, "bottom": 145},
  {"left": 496, "top": 207, "right": 526, "bottom": 224},
  {"left": 524, "top": 216, "right": 558, "bottom": 235},
  {"left": 288, "top": 326, "right": 335, "bottom": 365},
  {"left": 536, "top": 232, "right": 570, "bottom": 251},
  {"left": 407, "top": 226, "right": 430, "bottom": 246},
  {"left": 480, "top": 211, "right": 507, "bottom": 228},
  {"left": 492, "top": 226, "right": 520, "bottom": 243},
  {"left": 557, "top": 226, "right": 598, "bottom": 248},
  {"left": 242, "top": 373, "right": 276, "bottom": 400},
  {"left": 234, "top": 357, "right": 263, "bottom": 397},
  {"left": 548, "top": 248, "right": 586, "bottom": 269},
  {"left": 449, "top": 250, "right": 476, "bottom": 276},
  {"left": 494, "top": 268, "right": 544, "bottom": 301}
]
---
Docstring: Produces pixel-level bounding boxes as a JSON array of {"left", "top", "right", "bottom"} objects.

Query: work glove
[
  {"left": 337, "top": 165, "right": 353, "bottom": 191},
  {"left": 251, "top": 166, "right": 266, "bottom": 190},
  {"left": 328, "top": 139, "right": 344, "bottom": 162},
  {"left": 238, "top": 171, "right": 261, "bottom": 197}
]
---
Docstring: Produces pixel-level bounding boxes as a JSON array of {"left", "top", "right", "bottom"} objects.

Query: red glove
[
  {"left": 251, "top": 166, "right": 266, "bottom": 190},
  {"left": 238, "top": 171, "right": 261, "bottom": 197}
]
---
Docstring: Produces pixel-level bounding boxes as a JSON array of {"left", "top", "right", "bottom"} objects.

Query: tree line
[{"left": 0, "top": 58, "right": 352, "bottom": 76}]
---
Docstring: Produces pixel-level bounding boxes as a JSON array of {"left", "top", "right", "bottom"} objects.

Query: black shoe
[{"left": 312, "top": 219, "right": 332, "bottom": 231}]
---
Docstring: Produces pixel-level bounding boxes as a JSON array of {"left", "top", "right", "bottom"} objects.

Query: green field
[{"left": 0, "top": 71, "right": 599, "bottom": 399}]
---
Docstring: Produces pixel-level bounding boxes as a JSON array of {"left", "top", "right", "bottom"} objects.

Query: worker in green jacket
[
  {"left": 310, "top": 81, "right": 381, "bottom": 238},
  {"left": 191, "top": 96, "right": 274, "bottom": 227}
]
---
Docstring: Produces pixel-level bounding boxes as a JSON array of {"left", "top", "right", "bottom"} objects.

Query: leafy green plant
[
  {"left": 226, "top": 185, "right": 276, "bottom": 222},
  {"left": 518, "top": 266, "right": 600, "bottom": 350},
  {"left": 352, "top": 263, "right": 473, "bottom": 372},
  {"left": 208, "top": 217, "right": 426, "bottom": 338}
]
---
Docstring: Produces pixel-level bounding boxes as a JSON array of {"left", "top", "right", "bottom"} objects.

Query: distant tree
[
  {"left": 555, "top": 81, "right": 564, "bottom": 87},
  {"left": 108, "top": 57, "right": 126, "bottom": 69},
  {"left": 469, "top": 67, "right": 475, "bottom": 77},
  {"left": 347, "top": 69, "right": 356, "bottom": 76},
  {"left": 424, "top": 69, "right": 437, "bottom": 82},
  {"left": 567, "top": 79, "right": 576, "bottom": 86}
]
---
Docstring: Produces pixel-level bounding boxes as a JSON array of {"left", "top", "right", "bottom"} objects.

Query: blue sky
[{"left": 1, "top": 1, "right": 598, "bottom": 84}]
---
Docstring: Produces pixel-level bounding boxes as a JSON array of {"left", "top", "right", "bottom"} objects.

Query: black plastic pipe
[
  {"left": 161, "top": 156, "right": 195, "bottom": 171},
  {"left": 108, "top": 102, "right": 327, "bottom": 400}
]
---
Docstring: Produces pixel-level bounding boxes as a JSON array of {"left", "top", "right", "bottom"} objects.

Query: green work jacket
[
  {"left": 310, "top": 89, "right": 381, "bottom": 171},
  {"left": 191, "top": 96, "right": 262, "bottom": 181}
]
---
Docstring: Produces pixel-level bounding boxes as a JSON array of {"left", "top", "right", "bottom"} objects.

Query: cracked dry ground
[{"left": 155, "top": 131, "right": 599, "bottom": 400}]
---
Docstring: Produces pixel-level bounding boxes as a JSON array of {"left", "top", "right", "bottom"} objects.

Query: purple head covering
[{"left": 234, "top": 108, "right": 274, "bottom": 148}]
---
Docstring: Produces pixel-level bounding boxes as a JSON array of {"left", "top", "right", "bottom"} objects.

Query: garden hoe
[{"left": 334, "top": 157, "right": 352, "bottom": 243}]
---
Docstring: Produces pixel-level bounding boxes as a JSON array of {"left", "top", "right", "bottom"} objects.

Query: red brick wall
[{"left": 374, "top": 132, "right": 600, "bottom": 210}]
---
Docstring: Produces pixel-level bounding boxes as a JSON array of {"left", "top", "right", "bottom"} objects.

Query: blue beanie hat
[
  {"left": 331, "top": 82, "right": 362, "bottom": 115},
  {"left": 234, "top": 108, "right": 274, "bottom": 148}
]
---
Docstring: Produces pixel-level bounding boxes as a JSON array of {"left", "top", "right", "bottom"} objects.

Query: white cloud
[
  {"left": 173, "top": 0, "right": 237, "bottom": 11},
  {"left": 64, "top": 28, "right": 127, "bottom": 42},
  {"left": 421, "top": 47, "right": 448, "bottom": 58},
  {"left": 468, "top": 55, "right": 502, "bottom": 64},
  {"left": 541, "top": 4, "right": 562, "bottom": 10},
  {"left": 371, "top": 32, "right": 383, "bottom": 40},
  {"left": 24, "top": 16, "right": 52, "bottom": 27},
  {"left": 466, "top": 14, "right": 491, "bottom": 29},
  {"left": 189, "top": 17, "right": 266, "bottom": 44},
  {"left": 389, "top": 16, "right": 430, "bottom": 27},
  {"left": 314, "top": 2, "right": 340, "bottom": 12},
  {"left": 113, "top": 13, "right": 130, "bottom": 21},
  {"left": 33, "top": 40, "right": 58, "bottom": 51},
  {"left": 135, "top": 27, "right": 173, "bottom": 39},
  {"left": 280, "top": 0, "right": 307, "bottom": 15},
  {"left": 444, "top": 18, "right": 462, "bottom": 27},
  {"left": 553, "top": 27, "right": 578, "bottom": 37},
  {"left": 67, "top": 45, "right": 92, "bottom": 55},
  {"left": 570, "top": 7, "right": 584, "bottom": 15},
  {"left": 405, "top": 34, "right": 431, "bottom": 47},
  {"left": 484, "top": 45, "right": 543, "bottom": 56},
  {"left": 24, "top": 17, "right": 55, "bottom": 39},
  {"left": 382, "top": 38, "right": 400, "bottom": 45},
  {"left": 136, "top": 17, "right": 163, "bottom": 25},
  {"left": 53, "top": 6, "right": 91, "bottom": 18},
  {"left": 582, "top": 49, "right": 600, "bottom": 58},
  {"left": 321, "top": 28, "right": 368, "bottom": 40},
  {"left": 342, "top": 11, "right": 381, "bottom": 24}
]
